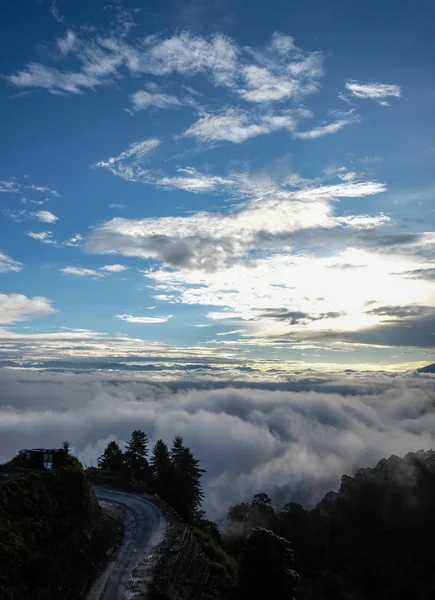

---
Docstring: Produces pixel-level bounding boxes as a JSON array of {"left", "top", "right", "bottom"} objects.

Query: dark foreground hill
[
  {"left": 0, "top": 463, "right": 118, "bottom": 600},
  {"left": 417, "top": 363, "right": 435, "bottom": 373}
]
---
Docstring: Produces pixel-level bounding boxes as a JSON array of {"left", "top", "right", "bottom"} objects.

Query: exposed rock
[{"left": 150, "top": 526, "right": 209, "bottom": 600}]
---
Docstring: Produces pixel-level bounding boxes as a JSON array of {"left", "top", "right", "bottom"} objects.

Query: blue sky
[{"left": 1, "top": 0, "right": 434, "bottom": 371}]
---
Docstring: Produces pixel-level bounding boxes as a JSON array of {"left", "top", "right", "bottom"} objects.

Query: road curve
[{"left": 86, "top": 487, "right": 166, "bottom": 600}]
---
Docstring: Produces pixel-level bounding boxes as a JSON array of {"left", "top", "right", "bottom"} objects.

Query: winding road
[{"left": 86, "top": 488, "right": 166, "bottom": 600}]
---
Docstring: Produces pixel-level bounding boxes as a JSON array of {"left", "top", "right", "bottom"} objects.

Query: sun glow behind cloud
[{"left": 0, "top": 4, "right": 433, "bottom": 371}]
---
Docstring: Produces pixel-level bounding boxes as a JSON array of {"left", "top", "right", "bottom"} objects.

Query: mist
[{"left": 1, "top": 367, "right": 434, "bottom": 518}]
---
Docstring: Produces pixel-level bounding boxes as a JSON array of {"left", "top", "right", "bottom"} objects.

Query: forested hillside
[
  {"left": 3, "top": 430, "right": 435, "bottom": 600},
  {"left": 226, "top": 450, "right": 435, "bottom": 599}
]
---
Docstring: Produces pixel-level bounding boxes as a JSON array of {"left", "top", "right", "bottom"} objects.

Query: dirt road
[{"left": 86, "top": 488, "right": 166, "bottom": 600}]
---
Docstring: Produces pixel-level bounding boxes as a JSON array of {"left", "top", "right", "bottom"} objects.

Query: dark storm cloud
[
  {"left": 268, "top": 306, "right": 435, "bottom": 349},
  {"left": 365, "top": 305, "right": 433, "bottom": 319},
  {"left": 398, "top": 268, "right": 435, "bottom": 281},
  {"left": 255, "top": 226, "right": 435, "bottom": 260},
  {"left": 326, "top": 263, "right": 365, "bottom": 270},
  {"left": 258, "top": 308, "right": 346, "bottom": 324}
]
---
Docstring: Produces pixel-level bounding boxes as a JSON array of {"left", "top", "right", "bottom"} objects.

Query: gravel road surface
[{"left": 86, "top": 488, "right": 166, "bottom": 600}]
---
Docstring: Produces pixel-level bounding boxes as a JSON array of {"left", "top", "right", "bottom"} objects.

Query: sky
[{"left": 1, "top": 0, "right": 435, "bottom": 373}]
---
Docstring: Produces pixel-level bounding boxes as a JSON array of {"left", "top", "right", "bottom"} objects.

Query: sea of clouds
[{"left": 1, "top": 367, "right": 434, "bottom": 518}]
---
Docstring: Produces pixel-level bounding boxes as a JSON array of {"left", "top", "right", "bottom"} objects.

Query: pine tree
[
  {"left": 150, "top": 439, "right": 173, "bottom": 500},
  {"left": 124, "top": 430, "right": 150, "bottom": 482},
  {"left": 170, "top": 437, "right": 205, "bottom": 521},
  {"left": 237, "top": 527, "right": 299, "bottom": 600},
  {"left": 170, "top": 436, "right": 185, "bottom": 467},
  {"left": 97, "top": 441, "right": 124, "bottom": 472},
  {"left": 178, "top": 446, "right": 205, "bottom": 510}
]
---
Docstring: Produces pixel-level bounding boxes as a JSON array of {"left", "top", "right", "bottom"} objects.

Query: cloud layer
[{"left": 1, "top": 369, "right": 434, "bottom": 518}]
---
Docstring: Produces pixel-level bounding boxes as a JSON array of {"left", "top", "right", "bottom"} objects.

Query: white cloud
[
  {"left": 0, "top": 328, "right": 239, "bottom": 364},
  {"left": 239, "top": 66, "right": 303, "bottom": 102},
  {"left": 28, "top": 184, "right": 60, "bottom": 197},
  {"left": 88, "top": 177, "right": 387, "bottom": 272},
  {"left": 0, "top": 293, "right": 55, "bottom": 324},
  {"left": 157, "top": 167, "right": 234, "bottom": 192},
  {"left": 238, "top": 34, "right": 323, "bottom": 103},
  {"left": 129, "top": 90, "right": 182, "bottom": 111},
  {"left": 294, "top": 112, "right": 360, "bottom": 139},
  {"left": 109, "top": 204, "right": 126, "bottom": 209},
  {"left": 60, "top": 264, "right": 128, "bottom": 276},
  {"left": 60, "top": 267, "right": 103, "bottom": 277},
  {"left": 0, "top": 180, "right": 20, "bottom": 193},
  {"left": 64, "top": 234, "right": 83, "bottom": 247},
  {"left": 7, "top": 62, "right": 103, "bottom": 95},
  {"left": 0, "top": 252, "right": 22, "bottom": 273},
  {"left": 26, "top": 231, "right": 56, "bottom": 244},
  {"left": 4, "top": 209, "right": 45, "bottom": 223},
  {"left": 50, "top": 1, "right": 64, "bottom": 23},
  {"left": 33, "top": 210, "right": 58, "bottom": 223},
  {"left": 0, "top": 179, "right": 59, "bottom": 197},
  {"left": 7, "top": 30, "right": 322, "bottom": 110},
  {"left": 100, "top": 264, "right": 129, "bottom": 272},
  {"left": 295, "top": 180, "right": 386, "bottom": 200},
  {"left": 143, "top": 246, "right": 435, "bottom": 347},
  {"left": 0, "top": 370, "right": 435, "bottom": 517},
  {"left": 94, "top": 138, "right": 160, "bottom": 182},
  {"left": 138, "top": 32, "right": 238, "bottom": 86},
  {"left": 345, "top": 80, "right": 402, "bottom": 105},
  {"left": 7, "top": 31, "right": 237, "bottom": 95},
  {"left": 184, "top": 108, "right": 297, "bottom": 144},
  {"left": 207, "top": 311, "right": 243, "bottom": 320},
  {"left": 115, "top": 313, "right": 173, "bottom": 323},
  {"left": 57, "top": 30, "right": 77, "bottom": 55}
]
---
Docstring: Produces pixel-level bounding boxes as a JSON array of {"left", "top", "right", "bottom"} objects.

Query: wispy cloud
[
  {"left": 88, "top": 177, "right": 387, "bottom": 272},
  {"left": 396, "top": 268, "right": 435, "bottom": 281},
  {"left": 0, "top": 252, "right": 23, "bottom": 273},
  {"left": 115, "top": 313, "right": 173, "bottom": 323},
  {"left": 345, "top": 80, "right": 402, "bottom": 105},
  {"left": 99, "top": 264, "right": 129, "bottom": 272},
  {"left": 157, "top": 167, "right": 234, "bottom": 193},
  {"left": 7, "top": 31, "right": 237, "bottom": 95},
  {"left": 129, "top": 90, "right": 183, "bottom": 111},
  {"left": 0, "top": 180, "right": 20, "bottom": 193},
  {"left": 0, "top": 293, "right": 55, "bottom": 324},
  {"left": 7, "top": 30, "right": 323, "bottom": 109},
  {"left": 294, "top": 111, "right": 360, "bottom": 139},
  {"left": 64, "top": 234, "right": 83, "bottom": 247},
  {"left": 93, "top": 138, "right": 160, "bottom": 182},
  {"left": 60, "top": 264, "right": 129, "bottom": 276},
  {"left": 184, "top": 108, "right": 297, "bottom": 144},
  {"left": 49, "top": 1, "right": 64, "bottom": 24},
  {"left": 26, "top": 231, "right": 56, "bottom": 244},
  {"left": 33, "top": 210, "right": 58, "bottom": 223},
  {"left": 0, "top": 179, "right": 59, "bottom": 197},
  {"left": 3, "top": 209, "right": 59, "bottom": 224},
  {"left": 57, "top": 30, "right": 77, "bottom": 55},
  {"left": 237, "top": 33, "right": 323, "bottom": 103},
  {"left": 60, "top": 267, "right": 103, "bottom": 277}
]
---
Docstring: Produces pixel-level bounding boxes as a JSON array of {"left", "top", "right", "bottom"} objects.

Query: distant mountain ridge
[{"left": 417, "top": 363, "right": 435, "bottom": 373}]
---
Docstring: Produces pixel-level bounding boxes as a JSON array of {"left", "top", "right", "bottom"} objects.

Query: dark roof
[{"left": 20, "top": 448, "right": 65, "bottom": 454}]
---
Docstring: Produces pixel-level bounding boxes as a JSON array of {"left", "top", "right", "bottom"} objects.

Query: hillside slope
[
  {"left": 417, "top": 363, "right": 435, "bottom": 373},
  {"left": 0, "top": 465, "right": 118, "bottom": 600}
]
